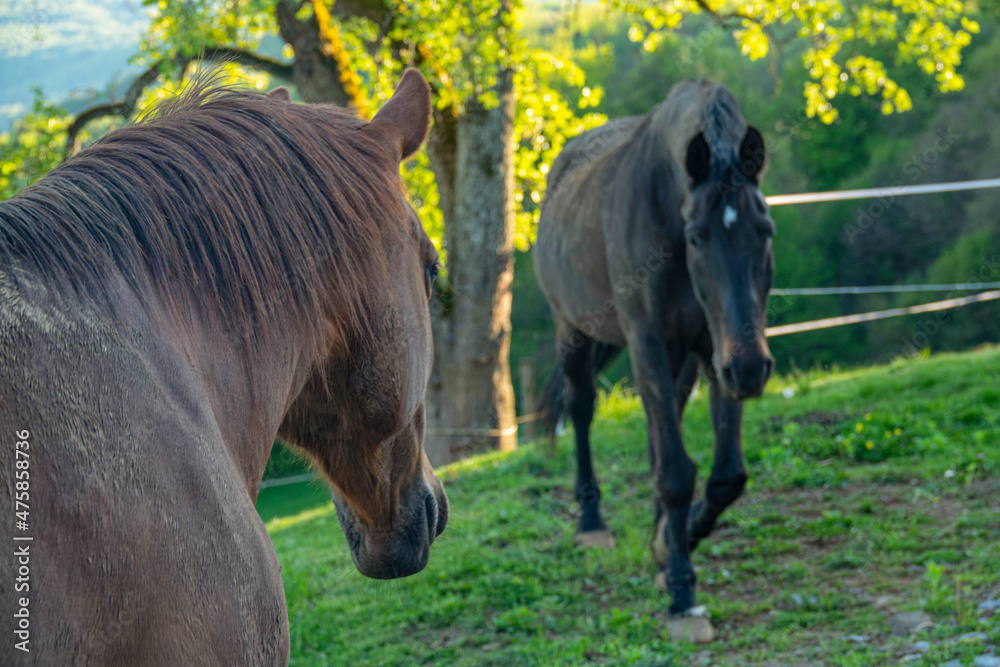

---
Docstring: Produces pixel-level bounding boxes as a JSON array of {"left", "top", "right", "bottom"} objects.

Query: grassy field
[{"left": 258, "top": 347, "right": 1000, "bottom": 666}]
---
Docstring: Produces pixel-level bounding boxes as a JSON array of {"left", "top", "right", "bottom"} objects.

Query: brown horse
[
  {"left": 0, "top": 69, "right": 446, "bottom": 665},
  {"left": 535, "top": 80, "right": 774, "bottom": 628}
]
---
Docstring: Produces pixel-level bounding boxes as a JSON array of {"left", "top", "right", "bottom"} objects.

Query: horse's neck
[{"left": 179, "top": 321, "right": 315, "bottom": 501}]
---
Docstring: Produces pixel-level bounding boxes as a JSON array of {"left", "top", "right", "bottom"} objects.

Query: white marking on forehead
[{"left": 723, "top": 206, "right": 738, "bottom": 230}]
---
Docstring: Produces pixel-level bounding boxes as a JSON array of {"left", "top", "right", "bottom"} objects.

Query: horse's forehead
[
  {"left": 722, "top": 186, "right": 767, "bottom": 214},
  {"left": 705, "top": 186, "right": 769, "bottom": 233},
  {"left": 723, "top": 206, "right": 738, "bottom": 230}
]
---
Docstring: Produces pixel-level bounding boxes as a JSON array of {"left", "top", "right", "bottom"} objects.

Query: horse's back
[
  {"left": 534, "top": 115, "right": 647, "bottom": 342},
  {"left": 0, "top": 271, "right": 288, "bottom": 665},
  {"left": 545, "top": 116, "right": 644, "bottom": 195}
]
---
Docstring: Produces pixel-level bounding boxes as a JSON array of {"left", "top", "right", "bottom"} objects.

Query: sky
[
  {"left": 0, "top": 0, "right": 148, "bottom": 58},
  {"left": 0, "top": 0, "right": 152, "bottom": 127}
]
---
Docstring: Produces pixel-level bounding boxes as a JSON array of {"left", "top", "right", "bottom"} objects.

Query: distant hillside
[{"left": 0, "top": 0, "right": 149, "bottom": 130}]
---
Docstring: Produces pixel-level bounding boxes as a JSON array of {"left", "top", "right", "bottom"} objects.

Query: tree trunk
[
  {"left": 274, "top": 0, "right": 351, "bottom": 105},
  {"left": 275, "top": 0, "right": 518, "bottom": 465},
  {"left": 423, "top": 68, "right": 518, "bottom": 465}
]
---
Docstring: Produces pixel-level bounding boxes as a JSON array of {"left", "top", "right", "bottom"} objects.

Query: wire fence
[
  {"left": 765, "top": 290, "right": 1000, "bottom": 337},
  {"left": 261, "top": 177, "right": 1000, "bottom": 485},
  {"left": 764, "top": 177, "right": 1000, "bottom": 206},
  {"left": 771, "top": 282, "right": 1000, "bottom": 296}
]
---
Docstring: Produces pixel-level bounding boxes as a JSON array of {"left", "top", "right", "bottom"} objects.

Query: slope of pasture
[{"left": 260, "top": 347, "right": 1000, "bottom": 666}]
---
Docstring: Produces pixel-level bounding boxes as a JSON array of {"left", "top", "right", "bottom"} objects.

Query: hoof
[
  {"left": 667, "top": 607, "right": 715, "bottom": 644},
  {"left": 573, "top": 529, "right": 615, "bottom": 549}
]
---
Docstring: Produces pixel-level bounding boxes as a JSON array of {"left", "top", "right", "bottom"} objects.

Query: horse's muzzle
[
  {"left": 719, "top": 353, "right": 773, "bottom": 400},
  {"left": 334, "top": 477, "right": 448, "bottom": 580}
]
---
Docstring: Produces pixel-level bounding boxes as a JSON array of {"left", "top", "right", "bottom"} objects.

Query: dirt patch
[{"left": 768, "top": 410, "right": 850, "bottom": 428}]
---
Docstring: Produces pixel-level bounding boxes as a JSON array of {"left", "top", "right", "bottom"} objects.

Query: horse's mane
[
  {"left": 649, "top": 79, "right": 749, "bottom": 184},
  {"left": 544, "top": 80, "right": 751, "bottom": 205},
  {"left": 0, "top": 74, "right": 402, "bottom": 352},
  {"left": 701, "top": 85, "right": 746, "bottom": 170}
]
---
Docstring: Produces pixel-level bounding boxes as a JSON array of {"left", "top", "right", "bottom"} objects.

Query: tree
[{"left": 50, "top": 0, "right": 601, "bottom": 465}]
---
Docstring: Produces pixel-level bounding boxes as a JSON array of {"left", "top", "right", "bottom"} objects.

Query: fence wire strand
[
  {"left": 771, "top": 282, "right": 1000, "bottom": 296},
  {"left": 765, "top": 177, "right": 1000, "bottom": 206}
]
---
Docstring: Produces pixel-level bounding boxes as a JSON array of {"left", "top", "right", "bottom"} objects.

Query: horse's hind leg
[
  {"left": 688, "top": 378, "right": 748, "bottom": 551},
  {"left": 652, "top": 354, "right": 699, "bottom": 568},
  {"left": 559, "top": 329, "right": 614, "bottom": 548}
]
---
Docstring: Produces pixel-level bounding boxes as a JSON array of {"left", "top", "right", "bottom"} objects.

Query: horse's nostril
[
  {"left": 721, "top": 362, "right": 737, "bottom": 388},
  {"left": 424, "top": 492, "right": 437, "bottom": 541},
  {"left": 437, "top": 491, "right": 448, "bottom": 537}
]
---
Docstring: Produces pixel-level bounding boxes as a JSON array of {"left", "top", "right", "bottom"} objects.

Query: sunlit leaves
[
  {"left": 734, "top": 21, "right": 769, "bottom": 59},
  {"left": 140, "top": 0, "right": 278, "bottom": 65},
  {"left": 512, "top": 51, "right": 606, "bottom": 250},
  {"left": 387, "top": 0, "right": 520, "bottom": 113},
  {"left": 0, "top": 91, "right": 70, "bottom": 199},
  {"left": 126, "top": 0, "right": 608, "bottom": 252},
  {"left": 609, "top": 0, "right": 978, "bottom": 123},
  {"left": 402, "top": 151, "right": 445, "bottom": 257}
]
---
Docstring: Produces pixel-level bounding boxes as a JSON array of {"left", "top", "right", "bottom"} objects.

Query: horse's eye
[
  {"left": 426, "top": 261, "right": 440, "bottom": 284},
  {"left": 687, "top": 229, "right": 708, "bottom": 248}
]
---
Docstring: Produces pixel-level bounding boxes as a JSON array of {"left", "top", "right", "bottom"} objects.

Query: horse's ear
[
  {"left": 685, "top": 132, "right": 712, "bottom": 186},
  {"left": 267, "top": 87, "right": 291, "bottom": 102},
  {"left": 366, "top": 68, "right": 431, "bottom": 162},
  {"left": 739, "top": 126, "right": 766, "bottom": 183}
]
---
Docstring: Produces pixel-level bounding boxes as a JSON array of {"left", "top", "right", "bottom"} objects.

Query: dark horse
[
  {"left": 0, "top": 70, "right": 446, "bottom": 665},
  {"left": 535, "top": 80, "right": 774, "bottom": 624}
]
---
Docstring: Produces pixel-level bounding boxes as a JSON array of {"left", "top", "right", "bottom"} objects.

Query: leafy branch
[{"left": 64, "top": 47, "right": 294, "bottom": 156}]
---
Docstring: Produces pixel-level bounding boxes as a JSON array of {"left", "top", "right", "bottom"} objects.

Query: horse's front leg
[
  {"left": 688, "top": 379, "right": 748, "bottom": 551},
  {"left": 652, "top": 354, "right": 698, "bottom": 566},
  {"left": 628, "top": 331, "right": 697, "bottom": 615}
]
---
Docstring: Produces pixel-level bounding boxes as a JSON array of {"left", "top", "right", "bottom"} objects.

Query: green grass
[
  {"left": 257, "top": 479, "right": 330, "bottom": 524},
  {"left": 258, "top": 346, "right": 1000, "bottom": 666}
]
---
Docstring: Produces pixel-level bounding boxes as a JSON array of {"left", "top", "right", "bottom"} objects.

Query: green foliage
[
  {"left": 387, "top": 0, "right": 518, "bottom": 112},
  {"left": 609, "top": 0, "right": 980, "bottom": 123},
  {"left": 401, "top": 151, "right": 446, "bottom": 255},
  {"left": 141, "top": 0, "right": 277, "bottom": 65},
  {"left": 924, "top": 559, "right": 949, "bottom": 612},
  {"left": 0, "top": 90, "right": 70, "bottom": 199},
  {"left": 137, "top": 0, "right": 604, "bottom": 256},
  {"left": 512, "top": 50, "right": 606, "bottom": 249}
]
